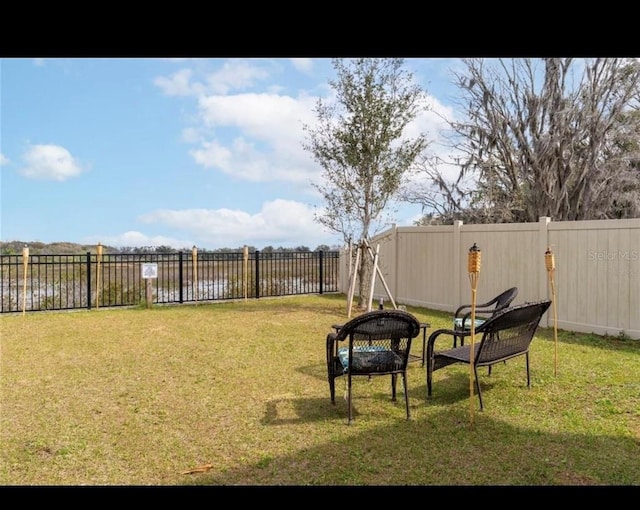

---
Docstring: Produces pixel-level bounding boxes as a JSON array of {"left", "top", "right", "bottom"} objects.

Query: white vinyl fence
[{"left": 339, "top": 217, "right": 640, "bottom": 339}]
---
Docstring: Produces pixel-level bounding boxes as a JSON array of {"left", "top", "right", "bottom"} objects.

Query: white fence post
[{"left": 453, "top": 220, "right": 463, "bottom": 312}]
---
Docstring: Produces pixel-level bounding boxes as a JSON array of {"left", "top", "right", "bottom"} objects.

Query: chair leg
[
  {"left": 525, "top": 352, "right": 531, "bottom": 388},
  {"left": 347, "top": 375, "right": 353, "bottom": 424},
  {"left": 487, "top": 362, "right": 507, "bottom": 376},
  {"left": 474, "top": 365, "right": 484, "bottom": 411},
  {"left": 391, "top": 373, "right": 397, "bottom": 401},
  {"left": 329, "top": 376, "right": 336, "bottom": 404},
  {"left": 421, "top": 331, "right": 427, "bottom": 366},
  {"left": 402, "top": 372, "right": 411, "bottom": 419}
]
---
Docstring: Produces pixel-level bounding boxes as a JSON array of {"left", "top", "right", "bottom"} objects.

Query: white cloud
[
  {"left": 157, "top": 58, "right": 464, "bottom": 233},
  {"left": 198, "top": 92, "right": 314, "bottom": 134},
  {"left": 18, "top": 144, "right": 85, "bottom": 181},
  {"left": 154, "top": 59, "right": 272, "bottom": 98},
  {"left": 155, "top": 60, "right": 326, "bottom": 187},
  {"left": 0, "top": 153, "right": 9, "bottom": 165},
  {"left": 204, "top": 60, "right": 270, "bottom": 94},
  {"left": 190, "top": 86, "right": 460, "bottom": 189},
  {"left": 137, "top": 199, "right": 335, "bottom": 249},
  {"left": 289, "top": 58, "right": 314, "bottom": 73},
  {"left": 190, "top": 140, "right": 233, "bottom": 171},
  {"left": 192, "top": 92, "right": 319, "bottom": 183},
  {"left": 154, "top": 68, "right": 204, "bottom": 97}
]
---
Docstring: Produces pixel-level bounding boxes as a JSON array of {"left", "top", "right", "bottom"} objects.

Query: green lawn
[{"left": 1, "top": 294, "right": 638, "bottom": 485}]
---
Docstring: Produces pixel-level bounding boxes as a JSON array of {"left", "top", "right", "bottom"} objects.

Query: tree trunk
[{"left": 356, "top": 242, "right": 373, "bottom": 310}]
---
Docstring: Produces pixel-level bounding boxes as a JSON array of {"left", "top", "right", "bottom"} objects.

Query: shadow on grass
[
  {"left": 190, "top": 398, "right": 639, "bottom": 485},
  {"left": 297, "top": 362, "right": 498, "bottom": 407},
  {"left": 185, "top": 366, "right": 639, "bottom": 485},
  {"left": 261, "top": 380, "right": 494, "bottom": 427},
  {"left": 266, "top": 371, "right": 499, "bottom": 428},
  {"left": 262, "top": 396, "right": 342, "bottom": 425},
  {"left": 297, "top": 363, "right": 330, "bottom": 382}
]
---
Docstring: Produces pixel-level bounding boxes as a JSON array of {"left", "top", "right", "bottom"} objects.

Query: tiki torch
[
  {"left": 22, "top": 245, "right": 29, "bottom": 316},
  {"left": 545, "top": 247, "right": 558, "bottom": 376},
  {"left": 192, "top": 245, "right": 198, "bottom": 304},
  {"left": 467, "top": 243, "right": 481, "bottom": 425},
  {"left": 96, "top": 243, "right": 103, "bottom": 309}
]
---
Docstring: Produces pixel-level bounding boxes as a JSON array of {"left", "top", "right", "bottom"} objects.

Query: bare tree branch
[{"left": 410, "top": 58, "right": 640, "bottom": 224}]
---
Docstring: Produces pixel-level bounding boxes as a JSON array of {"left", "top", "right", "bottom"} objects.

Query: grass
[{"left": 1, "top": 294, "right": 638, "bottom": 486}]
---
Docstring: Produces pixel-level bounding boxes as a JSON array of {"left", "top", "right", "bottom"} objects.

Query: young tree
[
  {"left": 408, "top": 58, "right": 640, "bottom": 224},
  {"left": 303, "top": 58, "right": 429, "bottom": 309}
]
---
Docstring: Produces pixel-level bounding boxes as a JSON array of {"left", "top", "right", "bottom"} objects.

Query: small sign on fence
[
  {"left": 141, "top": 263, "right": 157, "bottom": 309},
  {"left": 141, "top": 263, "right": 158, "bottom": 279}
]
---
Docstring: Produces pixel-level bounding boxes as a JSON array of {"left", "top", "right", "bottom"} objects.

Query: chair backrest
[
  {"left": 494, "top": 287, "right": 519, "bottom": 310},
  {"left": 456, "top": 287, "right": 518, "bottom": 323},
  {"left": 335, "top": 310, "right": 421, "bottom": 374},
  {"left": 475, "top": 300, "right": 552, "bottom": 365}
]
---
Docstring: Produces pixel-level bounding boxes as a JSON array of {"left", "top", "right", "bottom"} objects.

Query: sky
[{"left": 1, "top": 57, "right": 464, "bottom": 251}]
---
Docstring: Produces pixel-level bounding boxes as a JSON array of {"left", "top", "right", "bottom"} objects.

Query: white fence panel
[{"left": 339, "top": 217, "right": 640, "bottom": 339}]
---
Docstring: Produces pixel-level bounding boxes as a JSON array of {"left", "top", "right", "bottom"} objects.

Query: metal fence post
[
  {"left": 178, "top": 251, "right": 184, "bottom": 303},
  {"left": 319, "top": 250, "right": 324, "bottom": 294}
]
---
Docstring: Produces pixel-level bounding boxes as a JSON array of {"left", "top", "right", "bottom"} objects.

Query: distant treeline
[{"left": 0, "top": 240, "right": 341, "bottom": 256}]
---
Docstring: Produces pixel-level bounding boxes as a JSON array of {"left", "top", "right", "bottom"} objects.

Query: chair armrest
[
  {"left": 326, "top": 332, "right": 338, "bottom": 357},
  {"left": 326, "top": 332, "right": 340, "bottom": 377},
  {"left": 454, "top": 304, "right": 472, "bottom": 318},
  {"left": 455, "top": 297, "right": 501, "bottom": 318},
  {"left": 459, "top": 307, "right": 494, "bottom": 325},
  {"left": 427, "top": 328, "right": 469, "bottom": 356},
  {"left": 460, "top": 300, "right": 513, "bottom": 323}
]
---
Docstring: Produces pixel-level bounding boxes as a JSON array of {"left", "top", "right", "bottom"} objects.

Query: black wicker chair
[
  {"left": 427, "top": 299, "right": 551, "bottom": 410},
  {"left": 326, "top": 309, "right": 421, "bottom": 424},
  {"left": 453, "top": 287, "right": 518, "bottom": 347}
]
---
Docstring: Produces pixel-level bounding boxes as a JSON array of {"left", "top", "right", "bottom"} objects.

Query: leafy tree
[
  {"left": 303, "top": 58, "right": 430, "bottom": 308},
  {"left": 406, "top": 58, "right": 640, "bottom": 224}
]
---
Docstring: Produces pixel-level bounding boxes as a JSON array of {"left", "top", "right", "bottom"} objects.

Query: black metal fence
[{"left": 0, "top": 250, "right": 340, "bottom": 313}]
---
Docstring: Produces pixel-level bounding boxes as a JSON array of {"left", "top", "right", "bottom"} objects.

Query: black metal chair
[
  {"left": 427, "top": 299, "right": 552, "bottom": 410},
  {"left": 326, "top": 309, "right": 421, "bottom": 424},
  {"left": 453, "top": 287, "right": 518, "bottom": 347}
]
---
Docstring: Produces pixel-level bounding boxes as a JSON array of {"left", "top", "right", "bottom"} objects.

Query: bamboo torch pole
[
  {"left": 545, "top": 247, "right": 558, "bottom": 376},
  {"left": 243, "top": 246, "right": 249, "bottom": 302},
  {"left": 96, "top": 243, "right": 103, "bottom": 309},
  {"left": 22, "top": 245, "right": 29, "bottom": 316},
  {"left": 467, "top": 243, "right": 481, "bottom": 426},
  {"left": 192, "top": 246, "right": 198, "bottom": 304}
]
